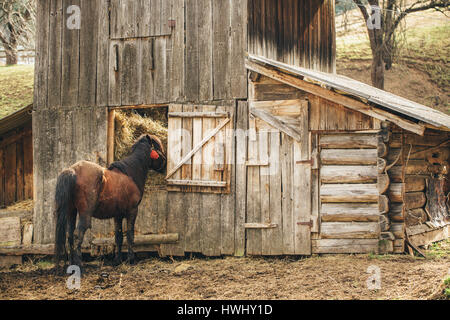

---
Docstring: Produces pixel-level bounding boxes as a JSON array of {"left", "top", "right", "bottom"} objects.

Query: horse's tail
[{"left": 54, "top": 168, "right": 77, "bottom": 265}]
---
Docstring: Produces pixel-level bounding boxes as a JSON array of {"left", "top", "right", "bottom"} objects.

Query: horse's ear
[{"left": 146, "top": 134, "right": 152, "bottom": 145}]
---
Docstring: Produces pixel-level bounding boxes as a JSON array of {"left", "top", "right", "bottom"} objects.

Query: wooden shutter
[{"left": 166, "top": 104, "right": 233, "bottom": 193}]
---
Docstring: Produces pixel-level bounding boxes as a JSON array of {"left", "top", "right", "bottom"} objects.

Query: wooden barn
[
  {"left": 20, "top": 0, "right": 448, "bottom": 258},
  {"left": 0, "top": 104, "right": 33, "bottom": 208}
]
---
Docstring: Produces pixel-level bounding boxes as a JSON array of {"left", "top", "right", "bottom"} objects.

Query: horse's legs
[
  {"left": 113, "top": 217, "right": 123, "bottom": 265},
  {"left": 73, "top": 213, "right": 91, "bottom": 269},
  {"left": 67, "top": 210, "right": 77, "bottom": 266},
  {"left": 126, "top": 208, "right": 138, "bottom": 265}
]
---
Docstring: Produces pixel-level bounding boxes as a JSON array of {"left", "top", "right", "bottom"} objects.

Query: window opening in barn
[{"left": 110, "top": 106, "right": 168, "bottom": 191}]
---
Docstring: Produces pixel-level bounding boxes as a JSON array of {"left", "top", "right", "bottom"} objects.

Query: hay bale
[{"left": 114, "top": 110, "right": 168, "bottom": 189}]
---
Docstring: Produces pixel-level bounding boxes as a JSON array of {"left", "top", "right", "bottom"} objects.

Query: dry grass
[
  {"left": 114, "top": 109, "right": 168, "bottom": 188},
  {"left": 0, "top": 250, "right": 448, "bottom": 300}
]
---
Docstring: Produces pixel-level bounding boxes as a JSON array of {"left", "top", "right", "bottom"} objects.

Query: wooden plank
[
  {"left": 23, "top": 131, "right": 33, "bottom": 200},
  {"left": 168, "top": 112, "right": 229, "bottom": 118},
  {"left": 212, "top": 0, "right": 231, "bottom": 100},
  {"left": 408, "top": 225, "right": 449, "bottom": 247},
  {"left": 320, "top": 134, "right": 378, "bottom": 149},
  {"left": 321, "top": 165, "right": 378, "bottom": 183},
  {"left": 259, "top": 130, "right": 271, "bottom": 254},
  {"left": 15, "top": 140, "right": 24, "bottom": 202},
  {"left": 34, "top": 0, "right": 50, "bottom": 109},
  {"left": 107, "top": 109, "right": 115, "bottom": 165},
  {"left": 200, "top": 194, "right": 221, "bottom": 256},
  {"left": 321, "top": 149, "right": 377, "bottom": 165},
  {"left": 140, "top": 38, "right": 155, "bottom": 104},
  {"left": 5, "top": 143, "right": 16, "bottom": 205},
  {"left": 61, "top": 0, "right": 80, "bottom": 107},
  {"left": 121, "top": 40, "right": 141, "bottom": 106},
  {"left": 245, "top": 223, "right": 277, "bottom": 229},
  {"left": 220, "top": 105, "right": 235, "bottom": 254},
  {"left": 181, "top": 105, "right": 193, "bottom": 183},
  {"left": 250, "top": 108, "right": 302, "bottom": 141},
  {"left": 268, "top": 131, "right": 283, "bottom": 254},
  {"left": 281, "top": 134, "right": 294, "bottom": 254},
  {"left": 198, "top": 0, "right": 213, "bottom": 101},
  {"left": 293, "top": 102, "right": 311, "bottom": 255},
  {"left": 321, "top": 203, "right": 380, "bottom": 222},
  {"left": 185, "top": 0, "right": 199, "bottom": 101},
  {"left": 246, "top": 114, "right": 261, "bottom": 255},
  {"left": 235, "top": 101, "right": 248, "bottom": 256},
  {"left": 91, "top": 234, "right": 179, "bottom": 246},
  {"left": 47, "top": 0, "right": 63, "bottom": 108},
  {"left": 230, "top": 0, "right": 248, "bottom": 99},
  {"left": 170, "top": 0, "right": 184, "bottom": 101},
  {"left": 312, "top": 239, "right": 379, "bottom": 254},
  {"left": 96, "top": 0, "right": 110, "bottom": 107},
  {"left": 167, "top": 180, "right": 226, "bottom": 187},
  {"left": 192, "top": 106, "right": 203, "bottom": 185},
  {"left": 321, "top": 184, "right": 379, "bottom": 203},
  {"left": 167, "top": 104, "right": 183, "bottom": 181},
  {"left": 321, "top": 222, "right": 380, "bottom": 239},
  {"left": 160, "top": 192, "right": 185, "bottom": 257},
  {"left": 79, "top": 0, "right": 99, "bottom": 106},
  {"left": 0, "top": 217, "right": 21, "bottom": 246},
  {"left": 201, "top": 105, "right": 217, "bottom": 193}
]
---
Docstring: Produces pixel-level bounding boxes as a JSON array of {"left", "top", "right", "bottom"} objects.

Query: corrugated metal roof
[
  {"left": 247, "top": 54, "right": 450, "bottom": 130},
  {"left": 0, "top": 104, "right": 33, "bottom": 136}
]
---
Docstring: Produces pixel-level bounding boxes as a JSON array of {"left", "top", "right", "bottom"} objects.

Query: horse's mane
[{"left": 108, "top": 135, "right": 153, "bottom": 194}]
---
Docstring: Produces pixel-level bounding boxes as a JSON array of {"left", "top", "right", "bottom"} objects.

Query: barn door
[
  {"left": 246, "top": 99, "right": 312, "bottom": 255},
  {"left": 108, "top": 0, "right": 176, "bottom": 107},
  {"left": 166, "top": 104, "right": 234, "bottom": 193}
]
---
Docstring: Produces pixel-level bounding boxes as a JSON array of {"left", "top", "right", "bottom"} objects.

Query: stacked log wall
[{"left": 384, "top": 126, "right": 450, "bottom": 252}]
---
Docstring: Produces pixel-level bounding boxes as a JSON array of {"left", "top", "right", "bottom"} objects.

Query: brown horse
[{"left": 54, "top": 134, "right": 167, "bottom": 270}]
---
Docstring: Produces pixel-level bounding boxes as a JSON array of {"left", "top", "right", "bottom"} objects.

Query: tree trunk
[
  {"left": 4, "top": 42, "right": 18, "bottom": 65},
  {"left": 371, "top": 48, "right": 385, "bottom": 90}
]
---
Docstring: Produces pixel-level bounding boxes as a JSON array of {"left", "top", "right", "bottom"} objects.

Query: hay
[
  {"left": 2, "top": 199, "right": 33, "bottom": 212},
  {"left": 114, "top": 109, "right": 168, "bottom": 189}
]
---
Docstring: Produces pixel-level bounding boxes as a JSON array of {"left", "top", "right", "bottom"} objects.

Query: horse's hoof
[{"left": 126, "top": 258, "right": 136, "bottom": 265}]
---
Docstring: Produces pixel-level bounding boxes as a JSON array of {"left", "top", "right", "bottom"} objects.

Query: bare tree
[
  {"left": 352, "top": 0, "right": 449, "bottom": 89},
  {"left": 0, "top": 0, "right": 35, "bottom": 65}
]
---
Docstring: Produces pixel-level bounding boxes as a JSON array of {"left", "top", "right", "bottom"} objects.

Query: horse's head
[{"left": 145, "top": 134, "right": 167, "bottom": 173}]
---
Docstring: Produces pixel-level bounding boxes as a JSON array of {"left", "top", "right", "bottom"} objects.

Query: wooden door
[{"left": 246, "top": 99, "right": 312, "bottom": 255}]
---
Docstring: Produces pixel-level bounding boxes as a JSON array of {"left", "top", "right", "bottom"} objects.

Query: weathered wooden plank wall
[
  {"left": 248, "top": 0, "right": 336, "bottom": 73},
  {"left": 33, "top": 0, "right": 248, "bottom": 254},
  {"left": 0, "top": 125, "right": 33, "bottom": 208}
]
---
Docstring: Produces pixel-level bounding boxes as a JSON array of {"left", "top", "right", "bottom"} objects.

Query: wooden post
[{"left": 107, "top": 109, "right": 115, "bottom": 165}]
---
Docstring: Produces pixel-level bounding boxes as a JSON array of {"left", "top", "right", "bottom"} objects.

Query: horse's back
[{"left": 95, "top": 169, "right": 142, "bottom": 219}]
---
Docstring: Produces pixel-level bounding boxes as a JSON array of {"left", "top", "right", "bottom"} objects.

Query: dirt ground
[{"left": 1, "top": 240, "right": 449, "bottom": 300}]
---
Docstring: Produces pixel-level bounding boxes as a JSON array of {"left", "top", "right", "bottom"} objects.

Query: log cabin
[{"left": 11, "top": 0, "right": 448, "bottom": 258}]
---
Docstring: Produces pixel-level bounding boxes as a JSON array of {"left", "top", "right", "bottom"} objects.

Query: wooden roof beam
[{"left": 245, "top": 59, "right": 426, "bottom": 136}]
